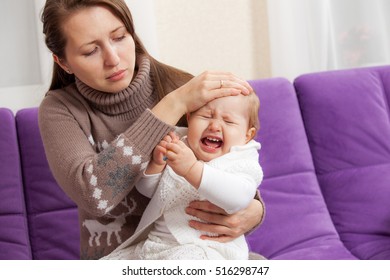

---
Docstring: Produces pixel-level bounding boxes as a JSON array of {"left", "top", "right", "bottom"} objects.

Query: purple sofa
[{"left": 1, "top": 65, "right": 390, "bottom": 260}]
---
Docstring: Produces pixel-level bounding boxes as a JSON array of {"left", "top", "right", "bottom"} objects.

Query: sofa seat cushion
[
  {"left": 246, "top": 78, "right": 356, "bottom": 259},
  {"left": 16, "top": 108, "right": 80, "bottom": 260},
  {"left": 0, "top": 108, "right": 31, "bottom": 259},
  {"left": 295, "top": 66, "right": 390, "bottom": 259}
]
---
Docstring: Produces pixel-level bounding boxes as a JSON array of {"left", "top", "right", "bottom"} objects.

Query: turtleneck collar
[{"left": 75, "top": 56, "right": 156, "bottom": 117}]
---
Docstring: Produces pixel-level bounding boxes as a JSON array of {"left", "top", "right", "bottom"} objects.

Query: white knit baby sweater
[{"left": 103, "top": 137, "right": 263, "bottom": 260}]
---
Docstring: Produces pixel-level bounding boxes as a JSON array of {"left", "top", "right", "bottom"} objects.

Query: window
[{"left": 0, "top": 0, "right": 41, "bottom": 87}]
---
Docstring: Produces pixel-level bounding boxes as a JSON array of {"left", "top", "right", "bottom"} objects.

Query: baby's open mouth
[{"left": 201, "top": 137, "right": 223, "bottom": 148}]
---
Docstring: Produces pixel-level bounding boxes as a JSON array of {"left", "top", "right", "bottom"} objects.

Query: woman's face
[{"left": 57, "top": 6, "right": 136, "bottom": 93}]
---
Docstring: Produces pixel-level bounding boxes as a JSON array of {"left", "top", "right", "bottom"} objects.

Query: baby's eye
[{"left": 225, "top": 120, "right": 236, "bottom": 125}]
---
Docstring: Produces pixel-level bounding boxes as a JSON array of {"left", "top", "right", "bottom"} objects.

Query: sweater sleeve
[{"left": 38, "top": 95, "right": 174, "bottom": 217}]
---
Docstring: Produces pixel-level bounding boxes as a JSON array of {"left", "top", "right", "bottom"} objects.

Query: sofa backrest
[
  {"left": 0, "top": 108, "right": 31, "bottom": 259},
  {"left": 15, "top": 108, "right": 80, "bottom": 260},
  {"left": 246, "top": 78, "right": 356, "bottom": 259},
  {"left": 295, "top": 66, "right": 390, "bottom": 259}
]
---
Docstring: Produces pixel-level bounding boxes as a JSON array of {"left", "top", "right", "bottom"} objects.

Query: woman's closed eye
[
  {"left": 84, "top": 47, "right": 98, "bottom": 57},
  {"left": 113, "top": 35, "right": 126, "bottom": 42}
]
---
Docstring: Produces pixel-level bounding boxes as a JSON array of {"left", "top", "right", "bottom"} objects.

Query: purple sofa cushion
[
  {"left": 15, "top": 108, "right": 80, "bottom": 260},
  {"left": 0, "top": 108, "right": 31, "bottom": 259},
  {"left": 295, "top": 66, "right": 390, "bottom": 259},
  {"left": 246, "top": 78, "right": 356, "bottom": 259}
]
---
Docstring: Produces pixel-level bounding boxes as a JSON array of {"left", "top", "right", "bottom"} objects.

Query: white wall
[
  {"left": 153, "top": 0, "right": 270, "bottom": 80},
  {"left": 0, "top": 0, "right": 51, "bottom": 113},
  {"left": 125, "top": 0, "right": 160, "bottom": 58}
]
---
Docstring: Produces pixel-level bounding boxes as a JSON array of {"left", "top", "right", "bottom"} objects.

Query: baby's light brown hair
[{"left": 245, "top": 91, "right": 260, "bottom": 136}]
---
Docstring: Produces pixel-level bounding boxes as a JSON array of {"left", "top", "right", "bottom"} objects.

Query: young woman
[{"left": 39, "top": 0, "right": 264, "bottom": 259}]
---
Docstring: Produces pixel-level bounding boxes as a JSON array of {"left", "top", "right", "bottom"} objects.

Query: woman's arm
[{"left": 39, "top": 95, "right": 173, "bottom": 217}]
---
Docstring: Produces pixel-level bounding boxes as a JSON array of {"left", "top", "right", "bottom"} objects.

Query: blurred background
[{"left": 1, "top": 0, "right": 389, "bottom": 113}]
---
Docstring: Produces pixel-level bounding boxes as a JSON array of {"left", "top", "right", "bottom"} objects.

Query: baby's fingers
[
  {"left": 155, "top": 144, "right": 167, "bottom": 154},
  {"left": 169, "top": 131, "right": 180, "bottom": 142},
  {"left": 161, "top": 134, "right": 173, "bottom": 144}
]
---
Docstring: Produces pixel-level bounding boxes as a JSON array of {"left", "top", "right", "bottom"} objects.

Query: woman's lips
[{"left": 106, "top": 69, "right": 126, "bottom": 81}]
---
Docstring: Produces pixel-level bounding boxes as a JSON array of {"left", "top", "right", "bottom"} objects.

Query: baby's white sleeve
[
  {"left": 135, "top": 172, "right": 162, "bottom": 198},
  {"left": 198, "top": 163, "right": 260, "bottom": 214}
]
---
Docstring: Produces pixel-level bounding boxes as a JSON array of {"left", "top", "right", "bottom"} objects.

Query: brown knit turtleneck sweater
[{"left": 38, "top": 56, "right": 175, "bottom": 259}]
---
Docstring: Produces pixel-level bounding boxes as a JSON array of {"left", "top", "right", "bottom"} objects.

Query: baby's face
[{"left": 187, "top": 95, "right": 254, "bottom": 162}]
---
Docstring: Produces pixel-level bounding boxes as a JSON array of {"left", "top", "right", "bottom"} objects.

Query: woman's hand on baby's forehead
[{"left": 173, "top": 71, "right": 252, "bottom": 114}]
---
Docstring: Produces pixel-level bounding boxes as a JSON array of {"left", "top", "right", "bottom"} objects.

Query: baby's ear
[{"left": 245, "top": 127, "right": 256, "bottom": 143}]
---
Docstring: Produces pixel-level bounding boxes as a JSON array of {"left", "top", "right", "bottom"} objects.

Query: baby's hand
[
  {"left": 146, "top": 132, "right": 179, "bottom": 175},
  {"left": 152, "top": 131, "right": 179, "bottom": 166},
  {"left": 165, "top": 140, "right": 197, "bottom": 177}
]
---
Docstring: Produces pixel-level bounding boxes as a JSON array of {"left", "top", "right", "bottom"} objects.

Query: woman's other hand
[{"left": 185, "top": 198, "right": 263, "bottom": 242}]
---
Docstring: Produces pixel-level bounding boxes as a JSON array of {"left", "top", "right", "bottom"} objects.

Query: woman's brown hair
[{"left": 41, "top": 0, "right": 193, "bottom": 106}]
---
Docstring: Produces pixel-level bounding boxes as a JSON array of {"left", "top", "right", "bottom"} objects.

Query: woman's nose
[{"left": 104, "top": 46, "right": 120, "bottom": 67}]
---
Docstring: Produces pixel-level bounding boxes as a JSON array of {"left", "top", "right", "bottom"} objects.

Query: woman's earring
[{"left": 66, "top": 69, "right": 72, "bottom": 74}]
